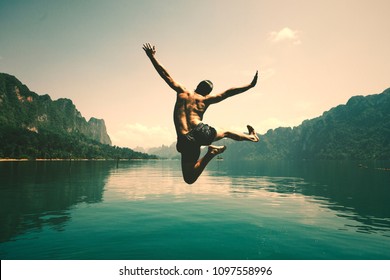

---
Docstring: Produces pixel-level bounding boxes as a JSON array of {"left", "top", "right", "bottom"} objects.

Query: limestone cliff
[
  {"left": 0, "top": 73, "right": 112, "bottom": 145},
  {"left": 87, "top": 118, "right": 111, "bottom": 145}
]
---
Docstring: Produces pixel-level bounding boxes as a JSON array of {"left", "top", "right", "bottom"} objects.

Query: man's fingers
[{"left": 142, "top": 43, "right": 155, "bottom": 52}]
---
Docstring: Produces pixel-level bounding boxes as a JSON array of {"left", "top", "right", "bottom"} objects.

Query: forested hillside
[
  {"left": 223, "top": 88, "right": 390, "bottom": 160},
  {"left": 0, "top": 73, "right": 155, "bottom": 159}
]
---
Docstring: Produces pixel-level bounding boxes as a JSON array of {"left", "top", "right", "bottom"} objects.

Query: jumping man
[{"left": 143, "top": 43, "right": 259, "bottom": 184}]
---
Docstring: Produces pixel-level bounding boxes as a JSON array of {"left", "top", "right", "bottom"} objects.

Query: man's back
[{"left": 174, "top": 91, "right": 209, "bottom": 136}]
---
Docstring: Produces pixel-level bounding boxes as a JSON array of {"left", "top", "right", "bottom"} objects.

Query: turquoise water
[{"left": 0, "top": 160, "right": 389, "bottom": 260}]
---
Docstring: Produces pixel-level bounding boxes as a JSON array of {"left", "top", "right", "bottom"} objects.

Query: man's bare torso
[{"left": 173, "top": 91, "right": 209, "bottom": 136}]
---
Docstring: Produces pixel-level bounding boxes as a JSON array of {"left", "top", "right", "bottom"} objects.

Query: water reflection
[
  {"left": 0, "top": 161, "right": 113, "bottom": 242},
  {"left": 0, "top": 161, "right": 390, "bottom": 253},
  {"left": 106, "top": 160, "right": 240, "bottom": 201},
  {"left": 1, "top": 159, "right": 389, "bottom": 258},
  {"left": 105, "top": 160, "right": 390, "bottom": 237},
  {"left": 220, "top": 160, "right": 390, "bottom": 236}
]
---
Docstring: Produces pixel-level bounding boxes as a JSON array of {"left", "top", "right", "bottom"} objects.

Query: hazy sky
[{"left": 1, "top": 0, "right": 389, "bottom": 149}]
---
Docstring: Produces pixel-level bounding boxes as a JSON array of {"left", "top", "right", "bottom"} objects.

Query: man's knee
[
  {"left": 182, "top": 169, "right": 197, "bottom": 184},
  {"left": 181, "top": 163, "right": 198, "bottom": 185},
  {"left": 183, "top": 175, "right": 197, "bottom": 185},
  {"left": 214, "top": 130, "right": 228, "bottom": 141}
]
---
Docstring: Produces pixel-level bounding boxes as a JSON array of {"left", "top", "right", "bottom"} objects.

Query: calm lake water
[{"left": 1, "top": 159, "right": 389, "bottom": 260}]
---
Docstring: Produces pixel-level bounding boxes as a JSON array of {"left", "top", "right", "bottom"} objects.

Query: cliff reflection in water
[
  {"left": 221, "top": 160, "right": 390, "bottom": 236},
  {"left": 1, "top": 159, "right": 389, "bottom": 260},
  {"left": 0, "top": 161, "right": 113, "bottom": 242}
]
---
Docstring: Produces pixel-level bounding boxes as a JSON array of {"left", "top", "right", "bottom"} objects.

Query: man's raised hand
[{"left": 142, "top": 43, "right": 156, "bottom": 57}]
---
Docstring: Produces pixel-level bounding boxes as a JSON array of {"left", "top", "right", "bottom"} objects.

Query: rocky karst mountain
[
  {"left": 223, "top": 88, "right": 390, "bottom": 160},
  {"left": 0, "top": 73, "right": 154, "bottom": 159},
  {"left": 0, "top": 73, "right": 111, "bottom": 145}
]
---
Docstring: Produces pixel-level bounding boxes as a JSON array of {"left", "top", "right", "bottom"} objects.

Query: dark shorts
[{"left": 176, "top": 123, "right": 217, "bottom": 162}]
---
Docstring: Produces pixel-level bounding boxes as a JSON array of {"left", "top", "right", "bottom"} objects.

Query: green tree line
[{"left": 0, "top": 125, "right": 156, "bottom": 160}]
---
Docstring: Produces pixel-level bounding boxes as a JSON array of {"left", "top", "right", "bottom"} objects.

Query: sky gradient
[{"left": 1, "top": 0, "right": 389, "bottom": 149}]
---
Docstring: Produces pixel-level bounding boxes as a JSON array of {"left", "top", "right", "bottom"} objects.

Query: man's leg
[
  {"left": 214, "top": 125, "right": 259, "bottom": 142},
  {"left": 181, "top": 145, "right": 226, "bottom": 184}
]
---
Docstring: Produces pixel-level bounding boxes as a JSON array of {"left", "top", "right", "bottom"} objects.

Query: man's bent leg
[
  {"left": 214, "top": 125, "right": 259, "bottom": 142},
  {"left": 181, "top": 145, "right": 226, "bottom": 184}
]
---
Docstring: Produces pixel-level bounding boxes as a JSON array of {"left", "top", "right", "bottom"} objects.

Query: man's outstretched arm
[
  {"left": 143, "top": 43, "right": 185, "bottom": 93},
  {"left": 205, "top": 71, "right": 258, "bottom": 104}
]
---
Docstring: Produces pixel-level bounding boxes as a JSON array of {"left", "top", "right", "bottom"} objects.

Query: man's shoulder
[
  {"left": 177, "top": 90, "right": 193, "bottom": 98},
  {"left": 177, "top": 88, "right": 192, "bottom": 94}
]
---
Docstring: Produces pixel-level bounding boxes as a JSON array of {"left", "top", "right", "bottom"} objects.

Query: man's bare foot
[
  {"left": 208, "top": 145, "right": 227, "bottom": 155},
  {"left": 247, "top": 125, "right": 260, "bottom": 142}
]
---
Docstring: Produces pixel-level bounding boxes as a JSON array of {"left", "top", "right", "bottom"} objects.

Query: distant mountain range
[
  {"left": 2, "top": 72, "right": 388, "bottom": 160},
  {"left": 134, "top": 143, "right": 180, "bottom": 159},
  {"left": 145, "top": 88, "right": 390, "bottom": 160},
  {"left": 0, "top": 73, "right": 155, "bottom": 159}
]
